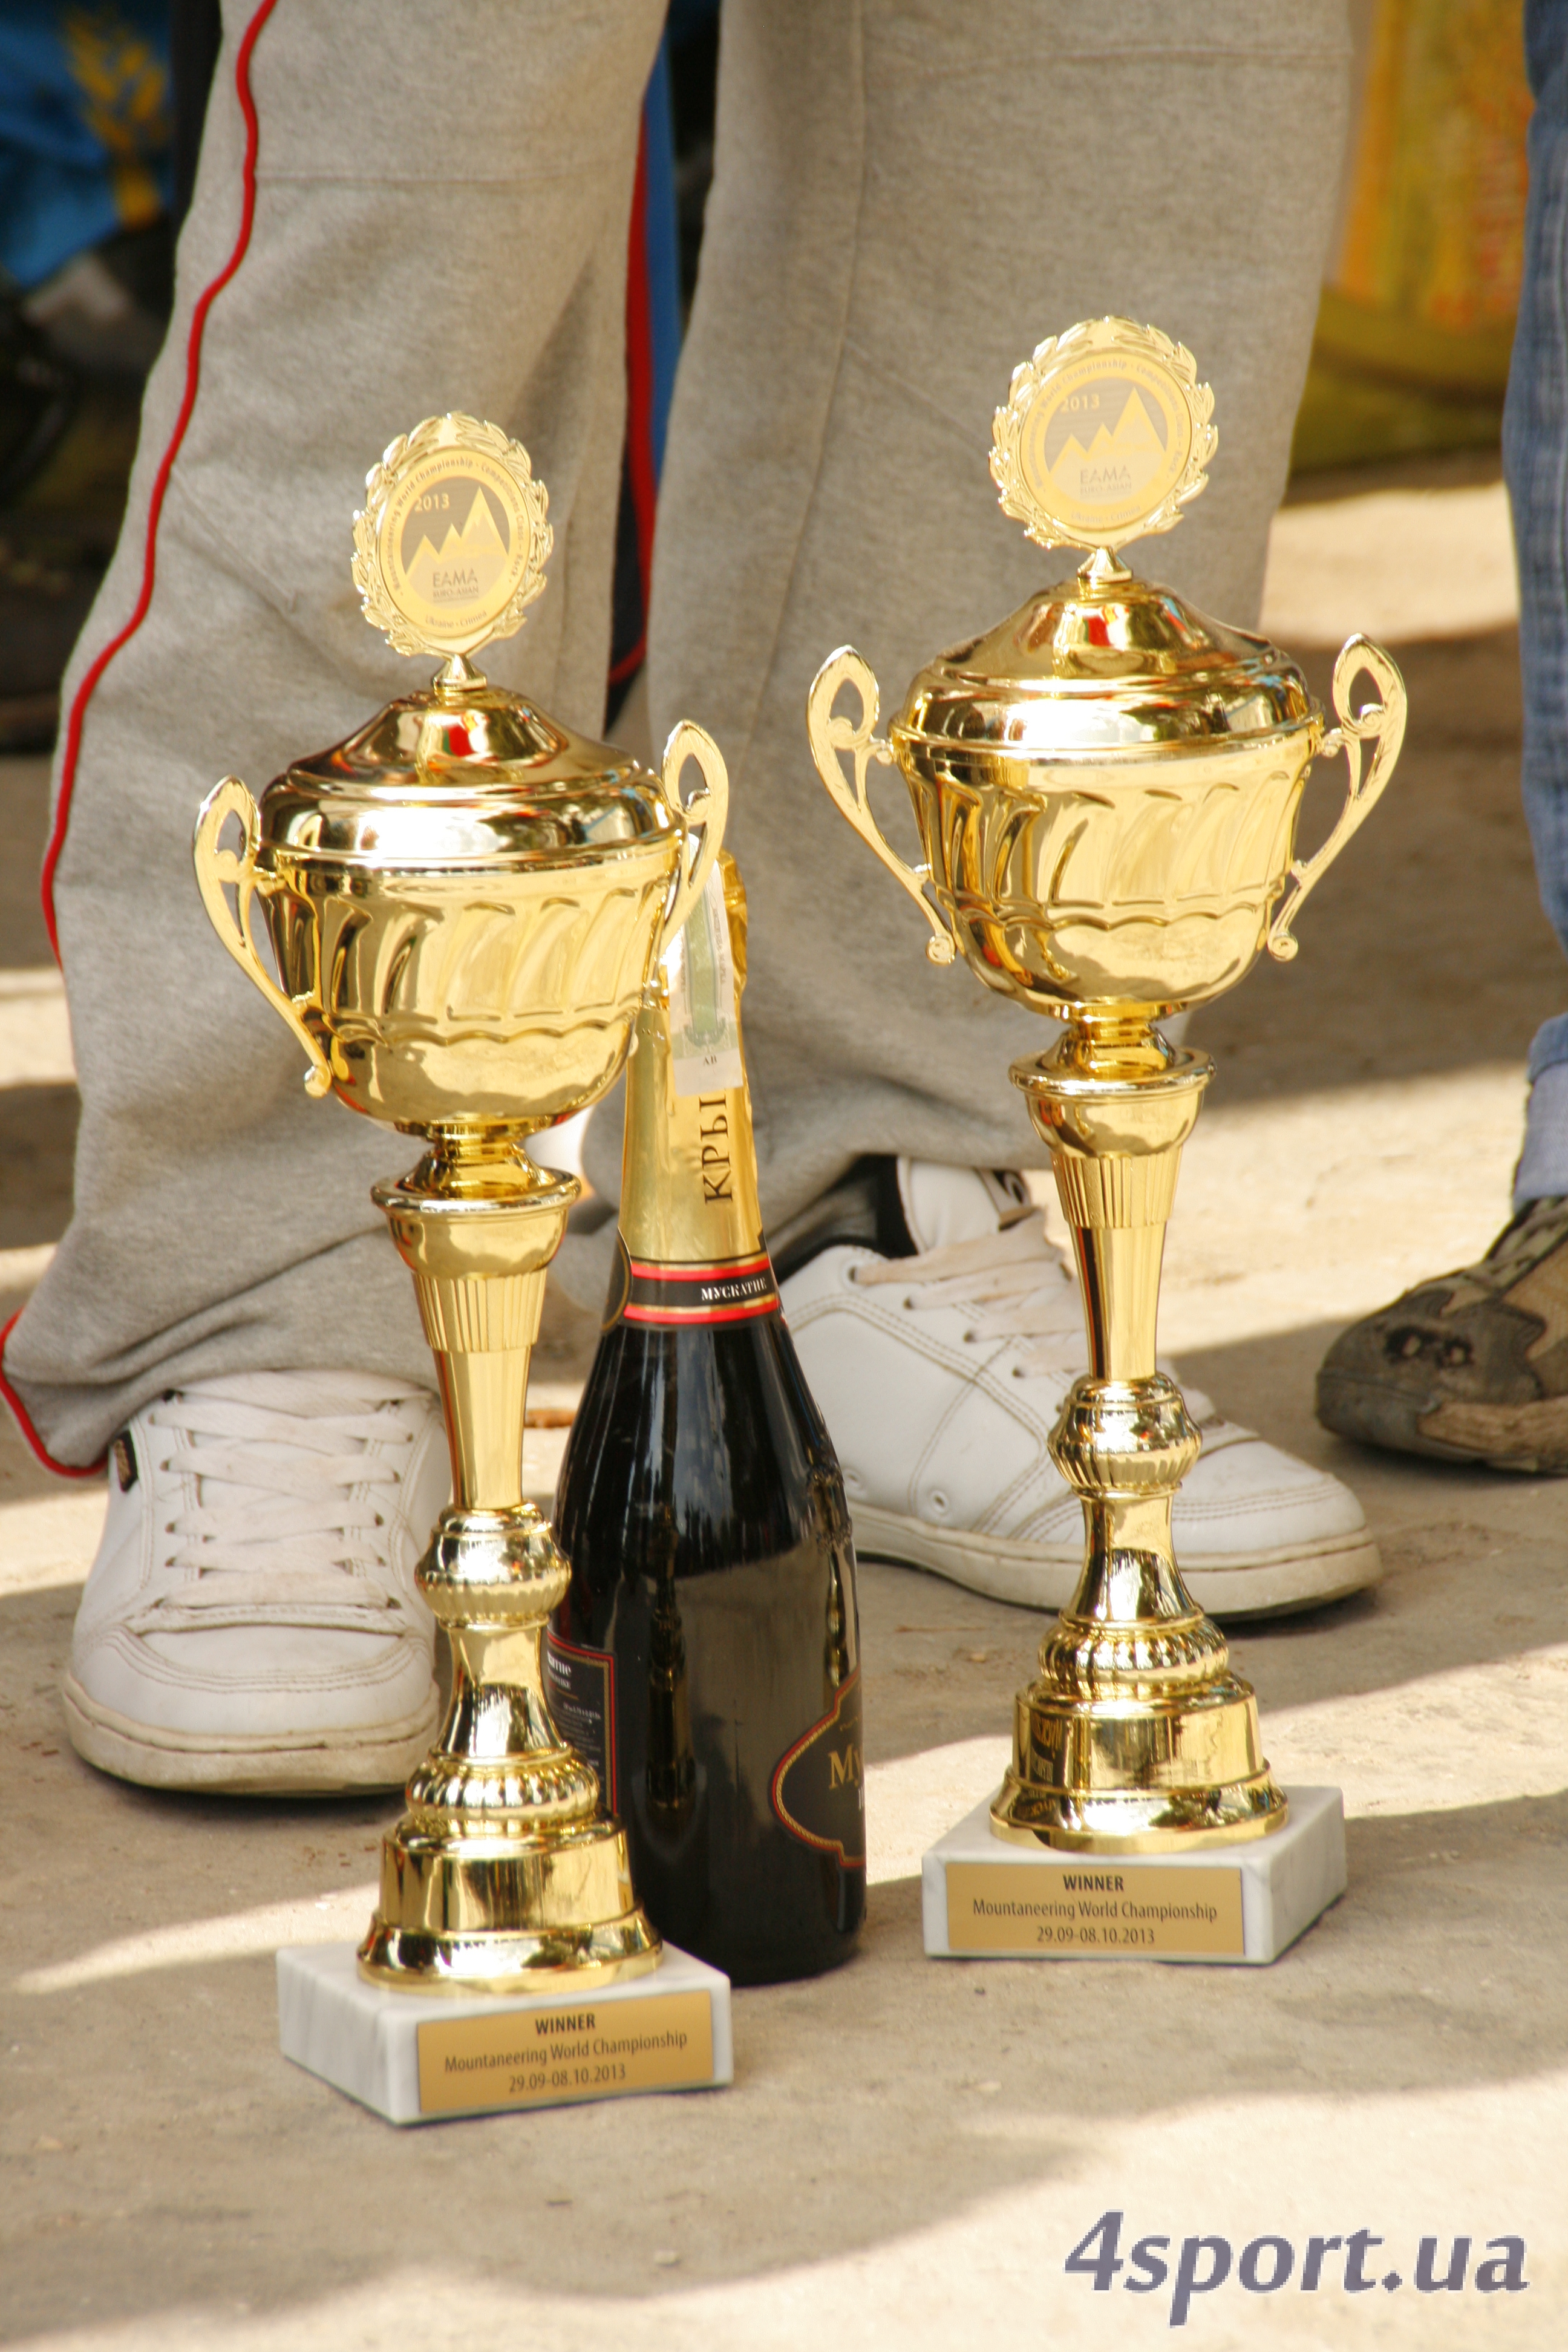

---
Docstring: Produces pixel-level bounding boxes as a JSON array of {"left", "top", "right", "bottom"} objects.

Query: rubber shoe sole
[
  {"left": 848, "top": 1504, "right": 1382, "bottom": 1622},
  {"left": 61, "top": 1673, "right": 440, "bottom": 1796},
  {"left": 1318, "top": 1368, "right": 1568, "bottom": 1475}
]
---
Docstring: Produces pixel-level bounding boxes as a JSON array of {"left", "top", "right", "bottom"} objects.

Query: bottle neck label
[{"left": 607, "top": 1236, "right": 780, "bottom": 1328}]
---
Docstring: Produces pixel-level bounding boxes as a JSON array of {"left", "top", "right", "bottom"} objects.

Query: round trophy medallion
[
  {"left": 991, "top": 316, "right": 1217, "bottom": 555},
  {"left": 352, "top": 412, "right": 552, "bottom": 659}
]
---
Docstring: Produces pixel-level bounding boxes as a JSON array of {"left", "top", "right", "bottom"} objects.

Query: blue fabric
[
  {"left": 642, "top": 31, "right": 680, "bottom": 480},
  {"left": 1507, "top": 0, "right": 1568, "bottom": 1195},
  {"left": 0, "top": 0, "right": 172, "bottom": 291}
]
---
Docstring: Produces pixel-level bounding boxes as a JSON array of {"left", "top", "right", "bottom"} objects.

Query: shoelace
[
  {"left": 851, "top": 1212, "right": 1090, "bottom": 1379},
  {"left": 849, "top": 1212, "right": 1232, "bottom": 1432},
  {"left": 1470, "top": 1194, "right": 1568, "bottom": 1292},
  {"left": 137, "top": 1379, "right": 428, "bottom": 1625}
]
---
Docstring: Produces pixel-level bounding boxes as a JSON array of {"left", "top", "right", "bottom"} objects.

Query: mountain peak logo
[
  {"left": 1045, "top": 386, "right": 1168, "bottom": 509},
  {"left": 403, "top": 486, "right": 510, "bottom": 609}
]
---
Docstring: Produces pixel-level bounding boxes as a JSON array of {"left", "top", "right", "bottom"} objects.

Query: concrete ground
[{"left": 3, "top": 457, "right": 1566, "bottom": 2348}]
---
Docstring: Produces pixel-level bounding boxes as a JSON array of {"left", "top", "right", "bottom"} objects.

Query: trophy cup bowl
[
  {"left": 195, "top": 684, "right": 720, "bottom": 1129},
  {"left": 194, "top": 416, "right": 727, "bottom": 1989},
  {"left": 810, "top": 596, "right": 1400, "bottom": 1028},
  {"left": 808, "top": 322, "right": 1406, "bottom": 1858}
]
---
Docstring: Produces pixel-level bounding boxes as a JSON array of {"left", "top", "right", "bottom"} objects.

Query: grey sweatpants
[{"left": 5, "top": 0, "right": 1351, "bottom": 1465}]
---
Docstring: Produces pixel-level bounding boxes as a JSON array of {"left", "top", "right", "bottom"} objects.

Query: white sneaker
[
  {"left": 62, "top": 1370, "right": 449, "bottom": 1793},
  {"left": 780, "top": 1161, "right": 1381, "bottom": 1619}
]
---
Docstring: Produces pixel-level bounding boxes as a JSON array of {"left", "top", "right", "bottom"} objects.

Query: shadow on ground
[
  {"left": 5, "top": 1363, "right": 1568, "bottom": 2342},
  {"left": 0, "top": 1085, "right": 77, "bottom": 1253},
  {"left": 1, "top": 757, "right": 53, "bottom": 972},
  {"left": 2, "top": 1666, "right": 1563, "bottom": 2341}
]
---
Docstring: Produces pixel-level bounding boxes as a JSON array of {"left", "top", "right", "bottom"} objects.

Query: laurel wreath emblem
[
  {"left": 990, "top": 317, "right": 1217, "bottom": 556},
  {"left": 352, "top": 413, "right": 553, "bottom": 661}
]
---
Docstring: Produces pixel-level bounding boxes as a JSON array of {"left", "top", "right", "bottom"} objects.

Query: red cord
[
  {"left": 0, "top": 1308, "right": 103, "bottom": 1476},
  {"left": 612, "top": 115, "right": 657, "bottom": 688}
]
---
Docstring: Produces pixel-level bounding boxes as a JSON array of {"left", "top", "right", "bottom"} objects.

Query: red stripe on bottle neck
[
  {"left": 626, "top": 1253, "right": 772, "bottom": 1282},
  {"left": 624, "top": 1296, "right": 780, "bottom": 1328}
]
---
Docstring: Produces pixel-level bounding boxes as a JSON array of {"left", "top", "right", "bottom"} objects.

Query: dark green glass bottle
[{"left": 551, "top": 859, "right": 865, "bottom": 1985}]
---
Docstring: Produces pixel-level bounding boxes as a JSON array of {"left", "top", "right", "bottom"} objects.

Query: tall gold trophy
[
  {"left": 808, "top": 322, "right": 1405, "bottom": 1957},
  {"left": 194, "top": 418, "right": 733, "bottom": 2080}
]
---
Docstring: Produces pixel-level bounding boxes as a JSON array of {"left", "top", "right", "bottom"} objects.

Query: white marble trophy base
[
  {"left": 923, "top": 1785, "right": 1345, "bottom": 1965},
  {"left": 278, "top": 1942, "right": 733, "bottom": 2126}
]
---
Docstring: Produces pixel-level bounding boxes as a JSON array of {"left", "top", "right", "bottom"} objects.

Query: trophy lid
[
  {"left": 895, "top": 320, "right": 1315, "bottom": 760},
  {"left": 259, "top": 413, "right": 674, "bottom": 867},
  {"left": 896, "top": 571, "right": 1315, "bottom": 757}
]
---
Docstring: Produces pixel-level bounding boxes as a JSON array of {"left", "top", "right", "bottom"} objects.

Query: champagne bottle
[{"left": 551, "top": 855, "right": 866, "bottom": 1985}]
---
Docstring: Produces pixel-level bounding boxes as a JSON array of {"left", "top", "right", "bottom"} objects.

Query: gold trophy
[
  {"left": 193, "top": 417, "right": 733, "bottom": 2069},
  {"left": 808, "top": 322, "right": 1405, "bottom": 1956}
]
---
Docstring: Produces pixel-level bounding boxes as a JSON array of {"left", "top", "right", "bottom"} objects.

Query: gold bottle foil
[{"left": 612, "top": 856, "right": 779, "bottom": 1329}]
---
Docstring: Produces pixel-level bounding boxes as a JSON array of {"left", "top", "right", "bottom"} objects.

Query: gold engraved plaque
[
  {"left": 353, "top": 411, "right": 551, "bottom": 659},
  {"left": 990, "top": 316, "right": 1216, "bottom": 554},
  {"left": 416, "top": 1989, "right": 716, "bottom": 2117},
  {"left": 946, "top": 1862, "right": 1244, "bottom": 1959}
]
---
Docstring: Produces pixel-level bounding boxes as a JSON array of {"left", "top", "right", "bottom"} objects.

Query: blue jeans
[{"left": 1509, "top": 0, "right": 1568, "bottom": 1201}]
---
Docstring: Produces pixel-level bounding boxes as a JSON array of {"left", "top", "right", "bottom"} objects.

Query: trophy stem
[
  {"left": 990, "top": 1028, "right": 1288, "bottom": 1854},
  {"left": 358, "top": 1134, "right": 661, "bottom": 1992}
]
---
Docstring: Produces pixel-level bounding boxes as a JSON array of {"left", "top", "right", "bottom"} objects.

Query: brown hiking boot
[{"left": 1316, "top": 1196, "right": 1568, "bottom": 1472}]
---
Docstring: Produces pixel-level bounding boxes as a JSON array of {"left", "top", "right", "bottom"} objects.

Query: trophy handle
[
  {"left": 192, "top": 776, "right": 333, "bottom": 1097},
  {"left": 1266, "top": 636, "right": 1407, "bottom": 964},
  {"left": 657, "top": 720, "right": 729, "bottom": 955},
  {"left": 806, "top": 645, "right": 956, "bottom": 966}
]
